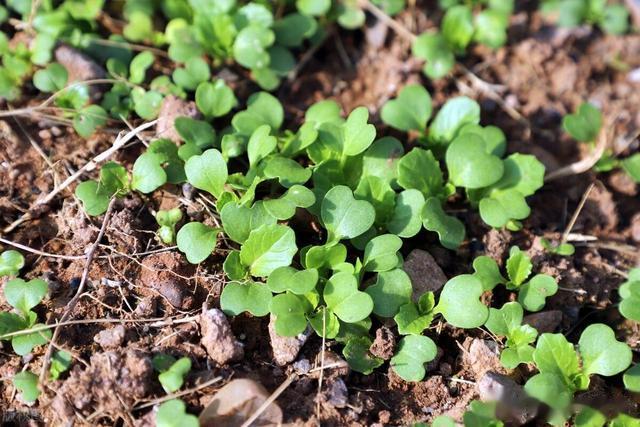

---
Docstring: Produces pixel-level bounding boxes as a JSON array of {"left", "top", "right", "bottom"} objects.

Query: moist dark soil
[{"left": 1, "top": 2, "right": 640, "bottom": 426}]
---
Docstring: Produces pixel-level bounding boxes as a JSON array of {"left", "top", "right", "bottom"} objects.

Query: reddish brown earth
[{"left": 1, "top": 3, "right": 639, "bottom": 426}]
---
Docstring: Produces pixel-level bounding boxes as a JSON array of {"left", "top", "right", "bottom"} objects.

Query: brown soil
[{"left": 1, "top": 2, "right": 639, "bottom": 426}]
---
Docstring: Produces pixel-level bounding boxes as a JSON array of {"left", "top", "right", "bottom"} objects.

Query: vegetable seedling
[
  {"left": 618, "top": 268, "right": 640, "bottom": 322},
  {"left": 156, "top": 399, "right": 198, "bottom": 427},
  {"left": 155, "top": 208, "right": 183, "bottom": 244},
  {"left": 153, "top": 355, "right": 191, "bottom": 393},
  {"left": 0, "top": 250, "right": 25, "bottom": 277},
  {"left": 485, "top": 302, "right": 538, "bottom": 368}
]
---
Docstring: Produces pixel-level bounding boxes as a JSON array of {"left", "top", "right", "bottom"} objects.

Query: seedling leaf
[
  {"left": 0, "top": 250, "right": 25, "bottom": 277},
  {"left": 578, "top": 323, "right": 632, "bottom": 377},
  {"left": 343, "top": 336, "right": 384, "bottom": 374},
  {"left": 176, "top": 222, "right": 218, "bottom": 264},
  {"left": 390, "top": 335, "right": 437, "bottom": 381},
  {"left": 381, "top": 84, "right": 432, "bottom": 132},
  {"left": 220, "top": 281, "right": 272, "bottom": 317},
  {"left": 239, "top": 224, "right": 297, "bottom": 277},
  {"left": 436, "top": 274, "right": 488, "bottom": 328},
  {"left": 324, "top": 271, "right": 373, "bottom": 323}
]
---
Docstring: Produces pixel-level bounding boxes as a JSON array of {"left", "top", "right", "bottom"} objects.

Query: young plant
[
  {"left": 0, "top": 250, "right": 25, "bottom": 277},
  {"left": 12, "top": 371, "right": 40, "bottom": 403},
  {"left": 156, "top": 399, "right": 198, "bottom": 427},
  {"left": 524, "top": 324, "right": 632, "bottom": 425},
  {"left": 485, "top": 302, "right": 538, "bottom": 368},
  {"left": 153, "top": 355, "right": 192, "bottom": 393},
  {"left": 0, "top": 277, "right": 52, "bottom": 355},
  {"left": 473, "top": 247, "right": 558, "bottom": 312},
  {"left": 562, "top": 102, "right": 640, "bottom": 183},
  {"left": 618, "top": 268, "right": 640, "bottom": 322},
  {"left": 541, "top": 0, "right": 629, "bottom": 35},
  {"left": 540, "top": 238, "right": 576, "bottom": 256},
  {"left": 412, "top": 1, "right": 513, "bottom": 79},
  {"left": 155, "top": 208, "right": 183, "bottom": 245}
]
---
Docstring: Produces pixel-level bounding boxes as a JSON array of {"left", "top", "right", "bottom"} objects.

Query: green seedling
[
  {"left": 485, "top": 302, "right": 538, "bottom": 368},
  {"left": 365, "top": 268, "right": 413, "bottom": 318},
  {"left": 13, "top": 371, "right": 40, "bottom": 403},
  {"left": 610, "top": 413, "right": 640, "bottom": 427},
  {"left": 324, "top": 271, "right": 373, "bottom": 323},
  {"left": 524, "top": 324, "right": 632, "bottom": 425},
  {"left": 0, "top": 277, "right": 52, "bottom": 355},
  {"left": 76, "top": 162, "right": 130, "bottom": 216},
  {"left": 195, "top": 80, "right": 237, "bottom": 117},
  {"left": 50, "top": 350, "right": 72, "bottom": 380},
  {"left": 463, "top": 400, "right": 504, "bottom": 427},
  {"left": 155, "top": 208, "right": 183, "bottom": 244},
  {"left": 541, "top": 0, "right": 629, "bottom": 35},
  {"left": 540, "top": 238, "right": 576, "bottom": 256},
  {"left": 473, "top": 248, "right": 558, "bottom": 312},
  {"left": 574, "top": 406, "right": 607, "bottom": 427},
  {"left": 321, "top": 186, "right": 376, "bottom": 244},
  {"left": 221, "top": 281, "right": 272, "bottom": 317},
  {"left": 623, "top": 364, "right": 640, "bottom": 393},
  {"left": 390, "top": 335, "right": 438, "bottom": 381},
  {"left": 435, "top": 274, "right": 489, "bottom": 328},
  {"left": 153, "top": 355, "right": 191, "bottom": 393},
  {"left": 156, "top": 399, "right": 198, "bottom": 427},
  {"left": 270, "top": 292, "right": 315, "bottom": 336},
  {"left": 412, "top": 2, "right": 511, "bottom": 79},
  {"left": 176, "top": 222, "right": 220, "bottom": 264},
  {"left": 618, "top": 268, "right": 640, "bottom": 322},
  {"left": 342, "top": 336, "right": 384, "bottom": 374},
  {"left": 0, "top": 250, "right": 25, "bottom": 277},
  {"left": 394, "top": 292, "right": 436, "bottom": 335}
]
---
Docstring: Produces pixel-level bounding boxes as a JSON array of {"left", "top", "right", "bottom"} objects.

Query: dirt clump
[
  {"left": 139, "top": 252, "right": 196, "bottom": 309},
  {"left": 198, "top": 308, "right": 244, "bottom": 365}
]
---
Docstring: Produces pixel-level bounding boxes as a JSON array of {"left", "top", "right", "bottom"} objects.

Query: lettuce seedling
[
  {"left": 324, "top": 271, "right": 373, "bottom": 323},
  {"left": 221, "top": 281, "right": 273, "bottom": 317},
  {"left": 156, "top": 399, "right": 198, "bottom": 427},
  {"left": 365, "top": 269, "right": 413, "bottom": 318},
  {"left": 421, "top": 197, "right": 466, "bottom": 250},
  {"left": 342, "top": 336, "right": 384, "bottom": 374},
  {"left": 0, "top": 250, "right": 25, "bottom": 277},
  {"left": 195, "top": 80, "right": 237, "bottom": 118},
  {"left": 380, "top": 84, "right": 432, "bottom": 132},
  {"left": 394, "top": 292, "right": 435, "bottom": 335},
  {"left": 574, "top": 406, "right": 607, "bottom": 427},
  {"left": 76, "top": 162, "right": 130, "bottom": 216},
  {"left": 176, "top": 222, "right": 220, "bottom": 264},
  {"left": 434, "top": 274, "right": 489, "bottom": 328},
  {"left": 13, "top": 371, "right": 40, "bottom": 403},
  {"left": 390, "top": 335, "right": 437, "bottom": 381},
  {"left": 618, "top": 268, "right": 640, "bottom": 322},
  {"left": 184, "top": 149, "right": 228, "bottom": 198},
  {"left": 50, "top": 350, "right": 72, "bottom": 380},
  {"left": 563, "top": 102, "right": 603, "bottom": 143},
  {"left": 540, "top": 238, "right": 575, "bottom": 256},
  {"left": 270, "top": 292, "right": 315, "bottom": 336},
  {"left": 524, "top": 324, "right": 632, "bottom": 425},
  {"left": 541, "top": 0, "right": 629, "bottom": 35},
  {"left": 485, "top": 302, "right": 538, "bottom": 368},
  {"left": 321, "top": 185, "right": 376, "bottom": 245},
  {"left": 0, "top": 278, "right": 52, "bottom": 355},
  {"left": 154, "top": 355, "right": 191, "bottom": 393},
  {"left": 623, "top": 364, "right": 640, "bottom": 393},
  {"left": 156, "top": 208, "right": 183, "bottom": 244}
]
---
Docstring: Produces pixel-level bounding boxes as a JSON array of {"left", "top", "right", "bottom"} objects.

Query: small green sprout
[
  {"left": 623, "top": 364, "right": 640, "bottom": 393},
  {"left": 13, "top": 371, "right": 40, "bottom": 403},
  {"left": 156, "top": 399, "right": 198, "bottom": 427},
  {"left": 541, "top": 0, "right": 629, "bottom": 35},
  {"left": 195, "top": 80, "right": 237, "bottom": 118},
  {"left": 321, "top": 186, "right": 376, "bottom": 245},
  {"left": 540, "top": 238, "right": 576, "bottom": 256},
  {"left": 394, "top": 292, "right": 435, "bottom": 335},
  {"left": 0, "top": 250, "right": 25, "bottom": 277},
  {"left": 365, "top": 269, "right": 412, "bottom": 318},
  {"left": 176, "top": 222, "right": 220, "bottom": 264},
  {"left": 463, "top": 401, "right": 504, "bottom": 427},
  {"left": 485, "top": 302, "right": 538, "bottom": 368},
  {"left": 574, "top": 406, "right": 607, "bottom": 427},
  {"left": 390, "top": 335, "right": 437, "bottom": 381},
  {"left": 220, "top": 281, "right": 272, "bottom": 317},
  {"left": 324, "top": 271, "right": 373, "bottom": 323},
  {"left": 342, "top": 336, "right": 383, "bottom": 374},
  {"left": 50, "top": 350, "right": 73, "bottom": 380},
  {"left": 156, "top": 208, "right": 183, "bottom": 245},
  {"left": 619, "top": 268, "right": 640, "bottom": 322},
  {"left": 563, "top": 102, "right": 603, "bottom": 143},
  {"left": 524, "top": 324, "right": 632, "bottom": 425},
  {"left": 435, "top": 274, "right": 489, "bottom": 328},
  {"left": 153, "top": 355, "right": 192, "bottom": 393},
  {"left": 0, "top": 277, "right": 52, "bottom": 355},
  {"left": 76, "top": 162, "right": 130, "bottom": 216}
]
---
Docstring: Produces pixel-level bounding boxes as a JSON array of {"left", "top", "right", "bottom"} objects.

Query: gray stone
[
  {"left": 478, "top": 371, "right": 538, "bottom": 425},
  {"left": 199, "top": 308, "right": 244, "bottom": 365},
  {"left": 268, "top": 315, "right": 311, "bottom": 366},
  {"left": 403, "top": 249, "right": 447, "bottom": 301},
  {"left": 523, "top": 310, "right": 562, "bottom": 334}
]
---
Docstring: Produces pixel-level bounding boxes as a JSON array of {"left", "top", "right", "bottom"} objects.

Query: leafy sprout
[
  {"left": 156, "top": 208, "right": 183, "bottom": 245},
  {"left": 485, "top": 302, "right": 538, "bottom": 368},
  {"left": 154, "top": 355, "right": 192, "bottom": 393},
  {"left": 0, "top": 250, "right": 25, "bottom": 277},
  {"left": 156, "top": 399, "right": 198, "bottom": 427}
]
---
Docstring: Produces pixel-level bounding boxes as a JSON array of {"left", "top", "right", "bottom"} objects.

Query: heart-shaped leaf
[
  {"left": 562, "top": 102, "right": 602, "bottom": 142},
  {"left": 421, "top": 197, "right": 465, "bottom": 250},
  {"left": 267, "top": 266, "right": 318, "bottom": 295},
  {"left": 578, "top": 323, "right": 632, "bottom": 377},
  {"left": 264, "top": 185, "right": 315, "bottom": 220},
  {"left": 441, "top": 5, "right": 474, "bottom": 52},
  {"left": 176, "top": 222, "right": 218, "bottom": 264},
  {"left": 308, "top": 307, "right": 340, "bottom": 339},
  {"left": 12, "top": 371, "right": 40, "bottom": 403},
  {"left": 4, "top": 278, "right": 48, "bottom": 316},
  {"left": 321, "top": 185, "right": 375, "bottom": 243},
  {"left": 387, "top": 189, "right": 426, "bottom": 238},
  {"left": 172, "top": 57, "right": 210, "bottom": 91},
  {"left": 324, "top": 272, "right": 373, "bottom": 323},
  {"left": 394, "top": 292, "right": 435, "bottom": 335},
  {"left": 232, "top": 92, "right": 283, "bottom": 136},
  {"left": 390, "top": 335, "right": 437, "bottom": 381},
  {"left": 343, "top": 336, "right": 384, "bottom": 374},
  {"left": 623, "top": 364, "right": 640, "bottom": 392},
  {"left": 184, "top": 149, "right": 228, "bottom": 198},
  {"left": 0, "top": 250, "right": 25, "bottom": 277},
  {"left": 429, "top": 96, "right": 480, "bottom": 145},
  {"left": 446, "top": 133, "right": 504, "bottom": 189},
  {"left": 33, "top": 62, "right": 68, "bottom": 92},
  {"left": 619, "top": 273, "right": 640, "bottom": 322},
  {"left": 12, "top": 324, "right": 52, "bottom": 355},
  {"left": 365, "top": 269, "right": 412, "bottom": 318},
  {"left": 533, "top": 333, "right": 580, "bottom": 382},
  {"left": 233, "top": 25, "right": 274, "bottom": 69},
  {"left": 354, "top": 176, "right": 396, "bottom": 226},
  {"left": 220, "top": 281, "right": 272, "bottom": 317},
  {"left": 363, "top": 234, "right": 403, "bottom": 272},
  {"left": 263, "top": 156, "right": 312, "bottom": 187},
  {"left": 73, "top": 105, "right": 108, "bottom": 138},
  {"left": 479, "top": 189, "right": 531, "bottom": 229},
  {"left": 361, "top": 137, "right": 404, "bottom": 186},
  {"left": 472, "top": 256, "right": 505, "bottom": 291},
  {"left": 223, "top": 250, "right": 248, "bottom": 281},
  {"left": 518, "top": 274, "right": 558, "bottom": 312},
  {"left": 158, "top": 357, "right": 191, "bottom": 393},
  {"left": 435, "top": 274, "right": 488, "bottom": 328},
  {"left": 175, "top": 118, "right": 216, "bottom": 149},
  {"left": 412, "top": 32, "right": 455, "bottom": 80},
  {"left": 156, "top": 399, "right": 199, "bottom": 427},
  {"left": 240, "top": 224, "right": 297, "bottom": 277},
  {"left": 303, "top": 243, "right": 347, "bottom": 270},
  {"left": 381, "top": 84, "right": 432, "bottom": 132},
  {"left": 397, "top": 148, "right": 444, "bottom": 198},
  {"left": 621, "top": 153, "right": 640, "bottom": 183},
  {"left": 131, "top": 152, "right": 167, "bottom": 193},
  {"left": 247, "top": 124, "right": 277, "bottom": 167},
  {"left": 195, "top": 79, "right": 237, "bottom": 118},
  {"left": 220, "top": 201, "right": 276, "bottom": 244},
  {"left": 342, "top": 106, "right": 376, "bottom": 156},
  {"left": 524, "top": 372, "right": 573, "bottom": 412},
  {"left": 270, "top": 293, "right": 311, "bottom": 336},
  {"left": 458, "top": 124, "right": 507, "bottom": 157}
]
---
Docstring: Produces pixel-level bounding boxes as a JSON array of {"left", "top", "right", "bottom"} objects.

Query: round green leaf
[
  {"left": 0, "top": 250, "right": 25, "bottom": 277},
  {"left": 4, "top": 278, "right": 48, "bottom": 315},
  {"left": 324, "top": 272, "right": 373, "bottom": 323},
  {"left": 412, "top": 32, "right": 455, "bottom": 80},
  {"left": 446, "top": 133, "right": 504, "bottom": 189},
  {"left": 578, "top": 323, "right": 632, "bottom": 377},
  {"left": 220, "top": 281, "right": 272, "bottom": 316},
  {"left": 518, "top": 274, "right": 558, "bottom": 312},
  {"left": 267, "top": 266, "right": 318, "bottom": 295},
  {"left": 390, "top": 335, "right": 437, "bottom": 381},
  {"left": 429, "top": 96, "right": 481, "bottom": 145},
  {"left": 365, "top": 268, "right": 413, "bottom": 318},
  {"left": 195, "top": 80, "right": 236, "bottom": 118},
  {"left": 436, "top": 274, "right": 488, "bottom": 328},
  {"left": 381, "top": 84, "right": 432, "bottom": 132},
  {"left": 321, "top": 185, "right": 375, "bottom": 243},
  {"left": 421, "top": 197, "right": 465, "bottom": 250},
  {"left": 184, "top": 149, "right": 227, "bottom": 198},
  {"left": 176, "top": 222, "right": 218, "bottom": 264},
  {"left": 270, "top": 293, "right": 310, "bottom": 336},
  {"left": 239, "top": 224, "right": 297, "bottom": 277}
]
